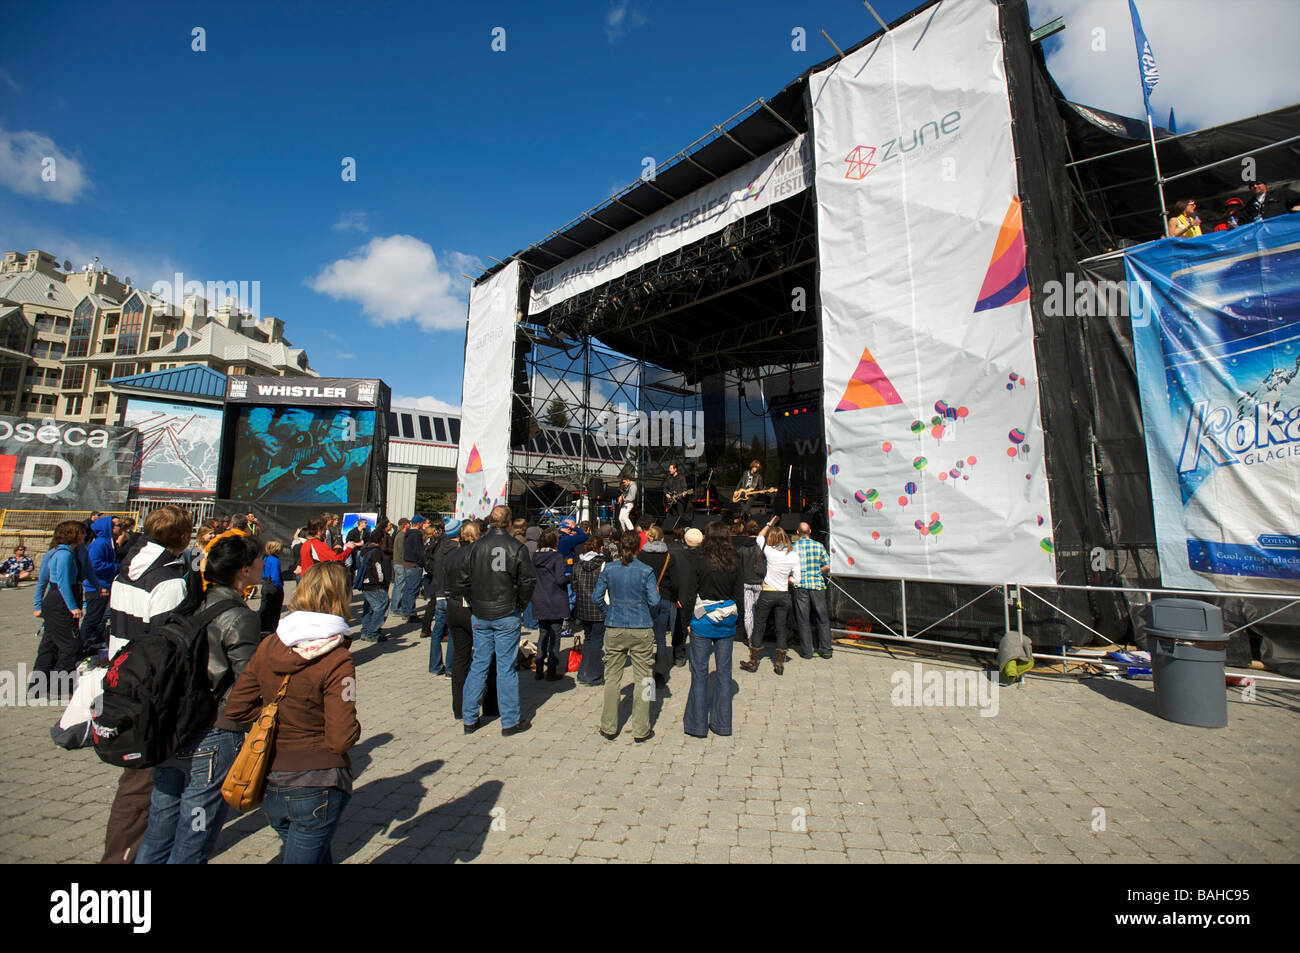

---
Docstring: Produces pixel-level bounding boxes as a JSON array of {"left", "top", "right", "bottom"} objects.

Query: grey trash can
[{"left": 1141, "top": 599, "right": 1228, "bottom": 728}]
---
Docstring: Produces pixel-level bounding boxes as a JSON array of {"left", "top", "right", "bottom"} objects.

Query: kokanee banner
[
  {"left": 811, "top": 0, "right": 1056, "bottom": 585},
  {"left": 528, "top": 135, "right": 811, "bottom": 315},
  {"left": 456, "top": 260, "right": 518, "bottom": 520},
  {"left": 225, "top": 376, "right": 387, "bottom": 408},
  {"left": 1127, "top": 217, "right": 1300, "bottom": 593},
  {"left": 0, "top": 416, "right": 137, "bottom": 507}
]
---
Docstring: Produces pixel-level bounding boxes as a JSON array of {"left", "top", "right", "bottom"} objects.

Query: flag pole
[{"left": 1146, "top": 110, "right": 1169, "bottom": 234}]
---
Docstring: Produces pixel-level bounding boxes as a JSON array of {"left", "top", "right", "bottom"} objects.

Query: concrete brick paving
[{"left": 0, "top": 584, "right": 1296, "bottom": 864}]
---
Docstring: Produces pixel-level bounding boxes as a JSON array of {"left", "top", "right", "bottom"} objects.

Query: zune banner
[
  {"left": 1127, "top": 215, "right": 1300, "bottom": 593},
  {"left": 811, "top": 0, "right": 1055, "bottom": 585},
  {"left": 0, "top": 417, "right": 137, "bottom": 508},
  {"left": 227, "top": 406, "right": 376, "bottom": 505}
]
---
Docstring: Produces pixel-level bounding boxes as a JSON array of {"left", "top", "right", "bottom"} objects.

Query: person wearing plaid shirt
[{"left": 791, "top": 523, "right": 832, "bottom": 659}]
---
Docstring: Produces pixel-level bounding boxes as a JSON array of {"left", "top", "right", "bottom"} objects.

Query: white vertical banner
[
  {"left": 456, "top": 259, "right": 520, "bottom": 521},
  {"left": 810, "top": 0, "right": 1055, "bottom": 585}
]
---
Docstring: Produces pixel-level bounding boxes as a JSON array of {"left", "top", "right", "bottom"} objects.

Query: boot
[
  {"left": 534, "top": 659, "right": 545, "bottom": 680},
  {"left": 773, "top": 649, "right": 786, "bottom": 676},
  {"left": 739, "top": 646, "right": 762, "bottom": 673}
]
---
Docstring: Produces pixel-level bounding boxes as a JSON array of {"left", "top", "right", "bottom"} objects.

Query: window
[
  {"left": 418, "top": 416, "right": 432, "bottom": 440},
  {"left": 55, "top": 317, "right": 70, "bottom": 334},
  {"left": 0, "top": 311, "right": 27, "bottom": 351},
  {"left": 147, "top": 337, "right": 161, "bottom": 351},
  {"left": 29, "top": 341, "right": 48, "bottom": 359},
  {"left": 386, "top": 412, "right": 398, "bottom": 435},
  {"left": 112, "top": 362, "right": 136, "bottom": 380},
  {"left": 92, "top": 395, "right": 109, "bottom": 411},
  {"left": 34, "top": 314, "right": 55, "bottom": 332},
  {"left": 101, "top": 339, "right": 116, "bottom": 354},
  {"left": 64, "top": 395, "right": 83, "bottom": 416},
  {"left": 49, "top": 342, "right": 64, "bottom": 359},
  {"left": 68, "top": 298, "right": 94, "bottom": 357},
  {"left": 448, "top": 418, "right": 460, "bottom": 443},
  {"left": 432, "top": 416, "right": 447, "bottom": 442},
  {"left": 400, "top": 414, "right": 414, "bottom": 439},
  {"left": 104, "top": 315, "right": 118, "bottom": 333},
  {"left": 118, "top": 294, "right": 145, "bottom": 355}
]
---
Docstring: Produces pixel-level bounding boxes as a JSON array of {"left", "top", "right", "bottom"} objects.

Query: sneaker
[
  {"left": 463, "top": 721, "right": 482, "bottom": 734},
  {"left": 634, "top": 730, "right": 654, "bottom": 743}
]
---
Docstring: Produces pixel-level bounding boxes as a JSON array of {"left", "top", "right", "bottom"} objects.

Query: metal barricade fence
[{"left": 0, "top": 508, "right": 139, "bottom": 537}]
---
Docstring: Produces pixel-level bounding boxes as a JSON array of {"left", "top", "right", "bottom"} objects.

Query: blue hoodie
[
  {"left": 84, "top": 516, "right": 118, "bottom": 592},
  {"left": 34, "top": 545, "right": 81, "bottom": 612}
]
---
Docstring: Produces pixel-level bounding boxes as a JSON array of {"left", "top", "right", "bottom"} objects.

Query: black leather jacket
[
  {"left": 456, "top": 527, "right": 537, "bottom": 621},
  {"left": 203, "top": 585, "right": 262, "bottom": 730}
]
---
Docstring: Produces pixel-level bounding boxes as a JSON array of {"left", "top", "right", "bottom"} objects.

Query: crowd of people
[
  {"left": 1167, "top": 181, "right": 1299, "bottom": 238},
  {"left": 17, "top": 499, "right": 833, "bottom": 865}
]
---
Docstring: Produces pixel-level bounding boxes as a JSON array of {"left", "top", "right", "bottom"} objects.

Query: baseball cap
[
  {"left": 410, "top": 515, "right": 428, "bottom": 525},
  {"left": 684, "top": 528, "right": 704, "bottom": 548},
  {"left": 560, "top": 517, "right": 577, "bottom": 531},
  {"left": 1225, "top": 197, "right": 1244, "bottom": 208}
]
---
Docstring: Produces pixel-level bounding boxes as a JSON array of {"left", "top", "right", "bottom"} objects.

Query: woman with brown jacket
[{"left": 226, "top": 562, "right": 360, "bottom": 864}]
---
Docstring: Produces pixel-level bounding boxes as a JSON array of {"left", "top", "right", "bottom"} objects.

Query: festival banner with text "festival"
[
  {"left": 811, "top": 0, "right": 1055, "bottom": 585},
  {"left": 1127, "top": 216, "right": 1300, "bottom": 593},
  {"left": 456, "top": 260, "right": 519, "bottom": 520},
  {"left": 529, "top": 135, "right": 810, "bottom": 315}
]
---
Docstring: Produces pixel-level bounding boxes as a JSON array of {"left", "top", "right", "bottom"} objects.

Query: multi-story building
[{"left": 0, "top": 249, "right": 315, "bottom": 425}]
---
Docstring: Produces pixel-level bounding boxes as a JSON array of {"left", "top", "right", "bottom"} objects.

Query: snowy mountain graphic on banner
[
  {"left": 835, "top": 346, "right": 904, "bottom": 411},
  {"left": 973, "top": 197, "right": 1029, "bottom": 312}
]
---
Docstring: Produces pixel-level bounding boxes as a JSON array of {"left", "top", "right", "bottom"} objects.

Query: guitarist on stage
[
  {"left": 733, "top": 459, "right": 765, "bottom": 517},
  {"left": 663, "top": 463, "right": 689, "bottom": 522}
]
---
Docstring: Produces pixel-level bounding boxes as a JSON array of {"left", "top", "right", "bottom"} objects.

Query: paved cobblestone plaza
[{"left": 1, "top": 585, "right": 1296, "bottom": 865}]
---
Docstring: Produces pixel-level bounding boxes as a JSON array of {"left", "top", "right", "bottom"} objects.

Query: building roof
[
  {"left": 0, "top": 272, "right": 81, "bottom": 311},
  {"left": 75, "top": 292, "right": 121, "bottom": 312},
  {"left": 106, "top": 362, "right": 228, "bottom": 403},
  {"left": 131, "top": 318, "right": 316, "bottom": 375}
]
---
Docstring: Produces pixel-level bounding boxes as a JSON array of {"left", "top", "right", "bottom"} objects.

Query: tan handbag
[{"left": 221, "top": 674, "right": 291, "bottom": 812}]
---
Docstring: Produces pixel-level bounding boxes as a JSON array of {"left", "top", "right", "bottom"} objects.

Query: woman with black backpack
[{"left": 135, "top": 534, "right": 263, "bottom": 865}]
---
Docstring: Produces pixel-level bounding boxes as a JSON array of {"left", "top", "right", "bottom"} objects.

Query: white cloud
[
  {"left": 1028, "top": 0, "right": 1300, "bottom": 131},
  {"left": 306, "top": 235, "right": 483, "bottom": 331},
  {"left": 605, "top": 0, "right": 648, "bottom": 42},
  {"left": 392, "top": 394, "right": 461, "bottom": 415},
  {"left": 332, "top": 210, "right": 370, "bottom": 233},
  {"left": 0, "top": 70, "right": 20, "bottom": 93},
  {"left": 337, "top": 351, "right": 357, "bottom": 360},
  {"left": 0, "top": 126, "right": 90, "bottom": 203}
]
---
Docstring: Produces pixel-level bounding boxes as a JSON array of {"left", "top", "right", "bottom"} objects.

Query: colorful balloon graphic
[
  {"left": 928, "top": 520, "right": 943, "bottom": 535},
  {"left": 1009, "top": 428, "right": 1026, "bottom": 444},
  {"left": 881, "top": 441, "right": 893, "bottom": 453},
  {"left": 935, "top": 400, "right": 951, "bottom": 416},
  {"left": 912, "top": 456, "right": 927, "bottom": 470},
  {"left": 866, "top": 489, "right": 879, "bottom": 502},
  {"left": 910, "top": 420, "right": 924, "bottom": 434},
  {"left": 830, "top": 464, "right": 839, "bottom": 476},
  {"left": 967, "top": 455, "right": 977, "bottom": 465},
  {"left": 914, "top": 519, "right": 925, "bottom": 531},
  {"left": 1040, "top": 538, "right": 1054, "bottom": 554},
  {"left": 957, "top": 406, "right": 969, "bottom": 418},
  {"left": 949, "top": 468, "right": 960, "bottom": 479},
  {"left": 938, "top": 472, "right": 948, "bottom": 481},
  {"left": 898, "top": 496, "right": 908, "bottom": 506},
  {"left": 854, "top": 490, "right": 867, "bottom": 504},
  {"left": 871, "top": 531, "right": 881, "bottom": 541},
  {"left": 905, "top": 481, "right": 917, "bottom": 495}
]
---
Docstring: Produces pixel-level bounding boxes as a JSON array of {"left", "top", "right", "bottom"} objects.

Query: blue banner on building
[{"left": 1127, "top": 215, "right": 1300, "bottom": 592}]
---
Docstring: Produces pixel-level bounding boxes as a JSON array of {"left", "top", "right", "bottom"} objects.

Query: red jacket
[{"left": 299, "top": 537, "right": 347, "bottom": 575}]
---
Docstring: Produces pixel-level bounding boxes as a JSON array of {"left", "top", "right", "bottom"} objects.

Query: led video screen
[{"left": 229, "top": 405, "right": 376, "bottom": 504}]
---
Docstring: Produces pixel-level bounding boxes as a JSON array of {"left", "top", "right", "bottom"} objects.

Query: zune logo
[{"left": 844, "top": 145, "right": 877, "bottom": 180}]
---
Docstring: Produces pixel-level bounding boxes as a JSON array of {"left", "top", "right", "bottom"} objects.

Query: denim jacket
[{"left": 593, "top": 559, "right": 660, "bottom": 629}]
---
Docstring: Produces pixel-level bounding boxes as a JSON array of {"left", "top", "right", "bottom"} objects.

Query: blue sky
[{"left": 2, "top": 0, "right": 1296, "bottom": 413}]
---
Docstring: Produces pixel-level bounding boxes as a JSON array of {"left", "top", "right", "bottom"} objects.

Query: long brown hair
[
  {"left": 618, "top": 530, "right": 640, "bottom": 565},
  {"left": 702, "top": 521, "right": 738, "bottom": 572}
]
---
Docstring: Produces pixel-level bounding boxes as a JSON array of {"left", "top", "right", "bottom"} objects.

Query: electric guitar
[
  {"left": 665, "top": 489, "right": 693, "bottom": 505},
  {"left": 731, "top": 487, "right": 778, "bottom": 503}
]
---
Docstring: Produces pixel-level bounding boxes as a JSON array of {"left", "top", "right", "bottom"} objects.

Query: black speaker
[
  {"left": 691, "top": 513, "right": 713, "bottom": 530},
  {"left": 661, "top": 514, "right": 680, "bottom": 534},
  {"left": 780, "top": 513, "right": 802, "bottom": 532}
]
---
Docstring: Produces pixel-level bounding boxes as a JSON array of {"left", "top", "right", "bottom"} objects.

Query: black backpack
[{"left": 91, "top": 598, "right": 242, "bottom": 768}]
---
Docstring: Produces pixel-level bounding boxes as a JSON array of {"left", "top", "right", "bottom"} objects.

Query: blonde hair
[
  {"left": 645, "top": 525, "right": 663, "bottom": 542},
  {"left": 460, "top": 522, "right": 481, "bottom": 543},
  {"left": 264, "top": 539, "right": 283, "bottom": 557},
  {"left": 289, "top": 562, "right": 353, "bottom": 622},
  {"left": 767, "top": 526, "right": 792, "bottom": 552}
]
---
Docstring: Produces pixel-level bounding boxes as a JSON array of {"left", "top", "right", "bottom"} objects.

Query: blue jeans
[
  {"left": 463, "top": 614, "right": 522, "bottom": 729},
  {"left": 360, "top": 589, "right": 389, "bottom": 640},
  {"left": 576, "top": 618, "right": 606, "bottom": 685},
  {"left": 685, "top": 634, "right": 733, "bottom": 737},
  {"left": 397, "top": 566, "right": 422, "bottom": 616},
  {"left": 136, "top": 725, "right": 241, "bottom": 864},
  {"left": 79, "top": 589, "right": 110, "bottom": 653},
  {"left": 650, "top": 600, "right": 673, "bottom": 676},
  {"left": 522, "top": 602, "right": 537, "bottom": 630},
  {"left": 793, "top": 587, "right": 833, "bottom": 657},
  {"left": 427, "top": 598, "right": 448, "bottom": 672},
  {"left": 262, "top": 784, "right": 351, "bottom": 864}
]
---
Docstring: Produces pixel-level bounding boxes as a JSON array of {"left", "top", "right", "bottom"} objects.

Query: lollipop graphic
[
  {"left": 1009, "top": 428, "right": 1026, "bottom": 444},
  {"left": 928, "top": 519, "right": 943, "bottom": 536},
  {"left": 912, "top": 456, "right": 928, "bottom": 471},
  {"left": 853, "top": 490, "right": 867, "bottom": 504},
  {"left": 881, "top": 441, "right": 893, "bottom": 453},
  {"left": 905, "top": 481, "right": 917, "bottom": 496},
  {"left": 910, "top": 420, "right": 924, "bottom": 435},
  {"left": 865, "top": 489, "right": 879, "bottom": 502},
  {"left": 1040, "top": 538, "right": 1054, "bottom": 555},
  {"left": 830, "top": 463, "right": 840, "bottom": 476}
]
